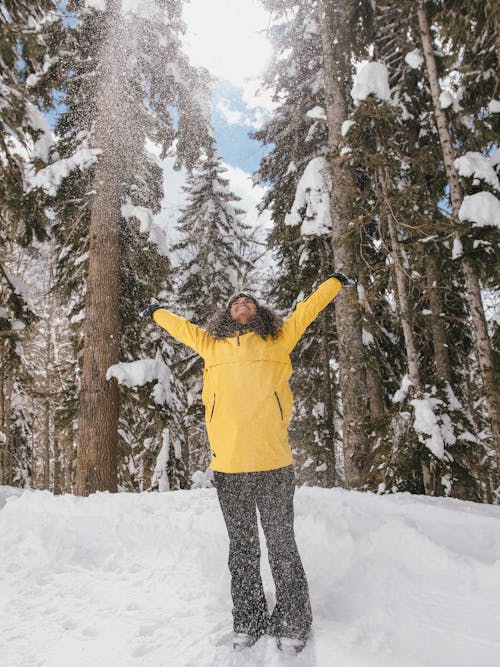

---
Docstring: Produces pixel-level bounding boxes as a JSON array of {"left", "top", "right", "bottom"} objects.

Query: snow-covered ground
[{"left": 1, "top": 485, "right": 499, "bottom": 667}]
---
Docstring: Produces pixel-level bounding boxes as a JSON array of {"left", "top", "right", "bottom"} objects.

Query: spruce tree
[
  {"left": 0, "top": 0, "right": 62, "bottom": 486},
  {"left": 172, "top": 144, "right": 253, "bottom": 477},
  {"left": 254, "top": 0, "right": 344, "bottom": 485},
  {"left": 31, "top": 0, "right": 212, "bottom": 494}
]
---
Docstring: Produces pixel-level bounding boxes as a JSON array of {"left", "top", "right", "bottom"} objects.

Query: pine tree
[
  {"left": 0, "top": 0, "right": 62, "bottom": 486},
  {"left": 31, "top": 0, "right": 212, "bottom": 494},
  {"left": 254, "top": 0, "right": 345, "bottom": 486},
  {"left": 172, "top": 144, "right": 253, "bottom": 477},
  {"left": 315, "top": 0, "right": 373, "bottom": 487},
  {"left": 415, "top": 0, "right": 500, "bottom": 466},
  {"left": 339, "top": 0, "right": 490, "bottom": 499}
]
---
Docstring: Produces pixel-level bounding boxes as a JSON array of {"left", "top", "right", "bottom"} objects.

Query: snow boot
[
  {"left": 277, "top": 636, "right": 307, "bottom": 655},
  {"left": 233, "top": 632, "right": 260, "bottom": 650}
]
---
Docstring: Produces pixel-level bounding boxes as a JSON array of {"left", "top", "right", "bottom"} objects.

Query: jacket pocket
[
  {"left": 274, "top": 391, "right": 284, "bottom": 420},
  {"left": 209, "top": 394, "right": 216, "bottom": 422}
]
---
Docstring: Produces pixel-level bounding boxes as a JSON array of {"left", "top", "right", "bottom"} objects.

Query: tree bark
[
  {"left": 417, "top": 2, "right": 500, "bottom": 454},
  {"left": 42, "top": 396, "right": 50, "bottom": 489},
  {"left": 358, "top": 272, "right": 385, "bottom": 420},
  {"left": 319, "top": 309, "right": 337, "bottom": 485},
  {"left": 74, "top": 2, "right": 123, "bottom": 495},
  {"left": 317, "top": 0, "right": 369, "bottom": 487},
  {"left": 425, "top": 252, "right": 452, "bottom": 383},
  {"left": 0, "top": 363, "right": 5, "bottom": 485},
  {"left": 379, "top": 169, "right": 422, "bottom": 391}
]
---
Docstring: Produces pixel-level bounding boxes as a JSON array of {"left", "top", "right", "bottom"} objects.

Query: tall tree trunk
[
  {"left": 318, "top": 244, "right": 337, "bottom": 484},
  {"left": 358, "top": 271, "right": 385, "bottom": 420},
  {"left": 425, "top": 252, "right": 452, "bottom": 383},
  {"left": 2, "top": 371, "right": 13, "bottom": 485},
  {"left": 379, "top": 169, "right": 421, "bottom": 391},
  {"left": 0, "top": 363, "right": 5, "bottom": 485},
  {"left": 53, "top": 436, "right": 61, "bottom": 495},
  {"left": 317, "top": 0, "right": 369, "bottom": 488},
  {"left": 319, "top": 309, "right": 337, "bottom": 485},
  {"left": 417, "top": 2, "right": 500, "bottom": 455},
  {"left": 43, "top": 397, "right": 50, "bottom": 489},
  {"left": 74, "top": 2, "right": 123, "bottom": 495}
]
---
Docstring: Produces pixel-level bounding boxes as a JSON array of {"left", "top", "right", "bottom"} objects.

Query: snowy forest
[{"left": 1, "top": 0, "right": 499, "bottom": 502}]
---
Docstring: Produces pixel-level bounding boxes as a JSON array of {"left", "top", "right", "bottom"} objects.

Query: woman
[{"left": 140, "top": 272, "right": 354, "bottom": 654}]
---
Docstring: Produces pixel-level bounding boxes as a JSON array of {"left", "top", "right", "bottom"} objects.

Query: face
[{"left": 230, "top": 296, "right": 257, "bottom": 325}]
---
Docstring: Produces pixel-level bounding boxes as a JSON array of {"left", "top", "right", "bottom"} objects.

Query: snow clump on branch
[
  {"left": 351, "top": 61, "right": 390, "bottom": 104},
  {"left": 285, "top": 157, "right": 331, "bottom": 236}
]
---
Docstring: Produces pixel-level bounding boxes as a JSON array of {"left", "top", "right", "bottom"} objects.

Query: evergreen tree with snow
[
  {"left": 336, "top": 0, "right": 492, "bottom": 500},
  {"left": 0, "top": 0, "right": 62, "bottom": 486},
  {"left": 172, "top": 144, "right": 253, "bottom": 477},
  {"left": 30, "top": 0, "right": 212, "bottom": 494},
  {"left": 253, "top": 0, "right": 344, "bottom": 486}
]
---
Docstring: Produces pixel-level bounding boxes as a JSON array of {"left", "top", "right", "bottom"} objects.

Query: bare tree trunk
[
  {"left": 3, "top": 372, "right": 13, "bottom": 485},
  {"left": 358, "top": 272, "right": 385, "bottom": 420},
  {"left": 317, "top": 0, "right": 368, "bottom": 488},
  {"left": 42, "top": 397, "right": 50, "bottom": 489},
  {"left": 53, "top": 436, "right": 61, "bottom": 495},
  {"left": 417, "top": 2, "right": 500, "bottom": 454},
  {"left": 319, "top": 309, "right": 337, "bottom": 485},
  {"left": 380, "top": 170, "right": 421, "bottom": 391},
  {"left": 0, "top": 363, "right": 5, "bottom": 485},
  {"left": 74, "top": 3, "right": 123, "bottom": 495},
  {"left": 425, "top": 253, "right": 452, "bottom": 383}
]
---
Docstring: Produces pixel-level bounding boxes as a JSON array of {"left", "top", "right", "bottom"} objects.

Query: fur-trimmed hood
[{"left": 205, "top": 303, "right": 283, "bottom": 340}]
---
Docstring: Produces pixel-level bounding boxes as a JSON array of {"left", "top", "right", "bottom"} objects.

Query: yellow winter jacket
[{"left": 153, "top": 277, "right": 342, "bottom": 473}]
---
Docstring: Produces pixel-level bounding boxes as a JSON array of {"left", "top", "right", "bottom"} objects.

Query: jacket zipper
[
  {"left": 209, "top": 394, "right": 216, "bottom": 422},
  {"left": 274, "top": 391, "right": 284, "bottom": 420}
]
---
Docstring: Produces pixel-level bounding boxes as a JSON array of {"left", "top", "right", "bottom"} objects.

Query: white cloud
[
  {"left": 216, "top": 98, "right": 269, "bottom": 129},
  {"left": 182, "top": 0, "right": 274, "bottom": 119}
]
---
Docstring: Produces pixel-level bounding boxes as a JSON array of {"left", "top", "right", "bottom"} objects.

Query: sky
[
  {"left": 156, "top": 0, "right": 276, "bottom": 249},
  {"left": 181, "top": 0, "right": 274, "bottom": 172}
]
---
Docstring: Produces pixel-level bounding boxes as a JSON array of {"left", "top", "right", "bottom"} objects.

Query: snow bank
[
  {"left": 351, "top": 62, "right": 390, "bottom": 104},
  {"left": 458, "top": 191, "right": 500, "bottom": 229},
  {"left": 0, "top": 486, "right": 499, "bottom": 667},
  {"left": 285, "top": 157, "right": 331, "bottom": 236}
]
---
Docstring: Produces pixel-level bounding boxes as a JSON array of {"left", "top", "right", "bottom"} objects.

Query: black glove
[
  {"left": 329, "top": 271, "right": 357, "bottom": 286},
  {"left": 139, "top": 302, "right": 163, "bottom": 318}
]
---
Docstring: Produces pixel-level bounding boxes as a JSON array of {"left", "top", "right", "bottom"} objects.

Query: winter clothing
[
  {"left": 226, "top": 291, "right": 259, "bottom": 310},
  {"left": 152, "top": 276, "right": 342, "bottom": 473},
  {"left": 232, "top": 633, "right": 261, "bottom": 650},
  {"left": 138, "top": 302, "right": 162, "bottom": 319},
  {"left": 328, "top": 271, "right": 357, "bottom": 286},
  {"left": 206, "top": 302, "right": 282, "bottom": 340},
  {"left": 146, "top": 278, "right": 342, "bottom": 647},
  {"left": 214, "top": 465, "right": 312, "bottom": 641}
]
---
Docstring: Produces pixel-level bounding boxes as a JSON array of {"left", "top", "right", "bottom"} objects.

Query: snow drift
[{"left": 1, "top": 486, "right": 499, "bottom": 667}]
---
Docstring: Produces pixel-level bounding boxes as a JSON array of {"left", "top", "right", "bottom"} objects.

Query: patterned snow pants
[{"left": 214, "top": 465, "right": 312, "bottom": 640}]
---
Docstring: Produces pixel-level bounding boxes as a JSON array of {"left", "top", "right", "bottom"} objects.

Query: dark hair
[{"left": 205, "top": 303, "right": 283, "bottom": 340}]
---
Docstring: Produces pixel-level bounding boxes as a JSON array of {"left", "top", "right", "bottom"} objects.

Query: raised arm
[
  {"left": 280, "top": 274, "right": 352, "bottom": 351},
  {"left": 140, "top": 303, "right": 210, "bottom": 357}
]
